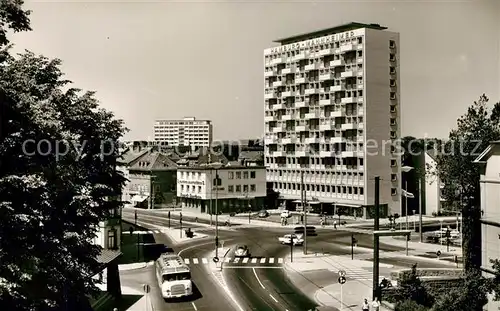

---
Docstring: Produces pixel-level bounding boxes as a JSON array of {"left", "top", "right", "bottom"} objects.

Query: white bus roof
[{"left": 157, "top": 253, "right": 190, "bottom": 274}]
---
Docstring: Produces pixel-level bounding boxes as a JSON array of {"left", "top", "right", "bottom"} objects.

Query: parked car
[
  {"left": 258, "top": 210, "right": 269, "bottom": 218},
  {"left": 278, "top": 234, "right": 304, "bottom": 245},
  {"left": 234, "top": 245, "right": 251, "bottom": 257},
  {"left": 280, "top": 210, "right": 291, "bottom": 218}
]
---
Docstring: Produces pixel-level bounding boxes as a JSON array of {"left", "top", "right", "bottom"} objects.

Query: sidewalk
[
  {"left": 383, "top": 235, "right": 462, "bottom": 258},
  {"left": 283, "top": 251, "right": 393, "bottom": 310},
  {"left": 129, "top": 219, "right": 209, "bottom": 244},
  {"left": 118, "top": 261, "right": 154, "bottom": 271}
]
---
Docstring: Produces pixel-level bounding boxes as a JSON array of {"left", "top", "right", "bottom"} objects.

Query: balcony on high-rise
[
  {"left": 330, "top": 136, "right": 346, "bottom": 143},
  {"left": 273, "top": 151, "right": 286, "bottom": 157},
  {"left": 296, "top": 77, "right": 306, "bottom": 84},
  {"left": 305, "top": 111, "right": 320, "bottom": 119},
  {"left": 319, "top": 48, "right": 335, "bottom": 56},
  {"left": 296, "top": 125, "right": 308, "bottom": 132},
  {"left": 295, "top": 101, "right": 307, "bottom": 108},
  {"left": 330, "top": 59, "right": 345, "bottom": 67},
  {"left": 273, "top": 80, "right": 283, "bottom": 87},
  {"left": 319, "top": 98, "right": 334, "bottom": 106},
  {"left": 282, "top": 90, "right": 296, "bottom": 97},
  {"left": 293, "top": 51, "right": 309, "bottom": 61},
  {"left": 331, "top": 109, "right": 346, "bottom": 118},
  {"left": 270, "top": 57, "right": 286, "bottom": 65},
  {"left": 341, "top": 70, "right": 357, "bottom": 78},
  {"left": 319, "top": 73, "right": 334, "bottom": 81},
  {"left": 341, "top": 97, "right": 356, "bottom": 104},
  {"left": 264, "top": 91, "right": 276, "bottom": 99},
  {"left": 264, "top": 70, "right": 276, "bottom": 77},
  {"left": 273, "top": 103, "right": 285, "bottom": 110},
  {"left": 282, "top": 114, "right": 295, "bottom": 121},
  {"left": 340, "top": 43, "right": 357, "bottom": 52},
  {"left": 319, "top": 122, "right": 335, "bottom": 131},
  {"left": 305, "top": 63, "right": 320, "bottom": 71},
  {"left": 320, "top": 151, "right": 336, "bottom": 157},
  {"left": 304, "top": 87, "right": 319, "bottom": 95},
  {"left": 282, "top": 66, "right": 296, "bottom": 75},
  {"left": 264, "top": 115, "right": 275, "bottom": 122},
  {"left": 272, "top": 125, "right": 285, "bottom": 133},
  {"left": 341, "top": 123, "right": 357, "bottom": 131},
  {"left": 305, "top": 137, "right": 319, "bottom": 144},
  {"left": 281, "top": 137, "right": 297, "bottom": 145}
]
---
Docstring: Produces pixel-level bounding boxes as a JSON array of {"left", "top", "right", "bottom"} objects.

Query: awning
[{"left": 131, "top": 195, "right": 149, "bottom": 202}]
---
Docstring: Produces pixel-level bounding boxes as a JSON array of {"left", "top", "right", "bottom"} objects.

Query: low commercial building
[{"left": 177, "top": 163, "right": 267, "bottom": 214}]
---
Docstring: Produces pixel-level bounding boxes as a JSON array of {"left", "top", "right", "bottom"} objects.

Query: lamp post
[
  {"left": 209, "top": 162, "right": 223, "bottom": 258},
  {"left": 401, "top": 166, "right": 414, "bottom": 230}
]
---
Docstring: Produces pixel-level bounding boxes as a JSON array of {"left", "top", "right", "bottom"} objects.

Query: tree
[
  {"left": 0, "top": 0, "right": 31, "bottom": 47},
  {"left": 432, "top": 94, "right": 500, "bottom": 272},
  {"left": 395, "top": 300, "right": 429, "bottom": 311},
  {"left": 395, "top": 264, "right": 434, "bottom": 308},
  {"left": 431, "top": 271, "right": 489, "bottom": 311},
  {"left": 0, "top": 40, "right": 127, "bottom": 311}
]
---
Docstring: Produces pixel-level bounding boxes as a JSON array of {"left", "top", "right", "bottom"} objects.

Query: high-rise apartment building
[
  {"left": 154, "top": 117, "right": 212, "bottom": 148},
  {"left": 264, "top": 22, "right": 401, "bottom": 217}
]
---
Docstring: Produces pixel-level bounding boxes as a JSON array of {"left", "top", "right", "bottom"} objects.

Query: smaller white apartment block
[
  {"left": 475, "top": 142, "right": 500, "bottom": 311},
  {"left": 154, "top": 116, "right": 212, "bottom": 147},
  {"left": 177, "top": 166, "right": 267, "bottom": 200}
]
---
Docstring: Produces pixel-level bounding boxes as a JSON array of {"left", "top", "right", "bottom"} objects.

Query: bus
[{"left": 155, "top": 253, "right": 193, "bottom": 299}]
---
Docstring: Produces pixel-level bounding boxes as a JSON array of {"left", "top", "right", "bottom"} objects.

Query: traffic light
[
  {"left": 215, "top": 236, "right": 219, "bottom": 247},
  {"left": 351, "top": 235, "right": 358, "bottom": 246},
  {"left": 168, "top": 211, "right": 171, "bottom": 219},
  {"left": 180, "top": 212, "right": 183, "bottom": 221}
]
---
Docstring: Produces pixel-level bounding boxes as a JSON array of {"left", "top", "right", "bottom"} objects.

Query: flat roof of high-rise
[{"left": 273, "top": 22, "right": 388, "bottom": 45}]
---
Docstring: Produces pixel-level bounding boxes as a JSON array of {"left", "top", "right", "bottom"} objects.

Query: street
[{"left": 122, "top": 208, "right": 462, "bottom": 311}]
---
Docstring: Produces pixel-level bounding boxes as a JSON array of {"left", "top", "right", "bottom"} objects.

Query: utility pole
[
  {"left": 290, "top": 231, "right": 294, "bottom": 263},
  {"left": 373, "top": 176, "right": 380, "bottom": 302},
  {"left": 149, "top": 173, "right": 154, "bottom": 210},
  {"left": 301, "top": 170, "right": 307, "bottom": 255},
  {"left": 405, "top": 179, "right": 408, "bottom": 230},
  {"left": 135, "top": 210, "right": 139, "bottom": 261},
  {"left": 209, "top": 155, "right": 213, "bottom": 226},
  {"left": 215, "top": 169, "right": 219, "bottom": 258},
  {"left": 351, "top": 234, "right": 355, "bottom": 260},
  {"left": 418, "top": 177, "right": 423, "bottom": 243}
]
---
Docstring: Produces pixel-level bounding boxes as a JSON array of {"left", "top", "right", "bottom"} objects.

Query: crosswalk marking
[{"left": 179, "top": 257, "right": 285, "bottom": 266}]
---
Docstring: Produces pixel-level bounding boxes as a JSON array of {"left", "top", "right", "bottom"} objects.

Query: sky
[{"left": 11, "top": 0, "right": 500, "bottom": 141}]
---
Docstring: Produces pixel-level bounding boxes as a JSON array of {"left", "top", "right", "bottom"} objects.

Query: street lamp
[
  {"left": 401, "top": 166, "right": 414, "bottom": 230},
  {"left": 209, "top": 162, "right": 223, "bottom": 258}
]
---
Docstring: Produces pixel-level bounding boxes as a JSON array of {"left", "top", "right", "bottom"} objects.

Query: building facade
[
  {"left": 264, "top": 22, "right": 401, "bottom": 217},
  {"left": 423, "top": 150, "right": 444, "bottom": 216},
  {"left": 475, "top": 142, "right": 500, "bottom": 311},
  {"left": 177, "top": 164, "right": 267, "bottom": 214},
  {"left": 153, "top": 117, "right": 212, "bottom": 148}
]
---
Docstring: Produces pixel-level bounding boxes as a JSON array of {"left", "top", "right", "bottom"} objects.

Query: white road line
[
  {"left": 242, "top": 257, "right": 249, "bottom": 263},
  {"left": 184, "top": 258, "right": 190, "bottom": 264},
  {"left": 193, "top": 258, "right": 199, "bottom": 264},
  {"left": 202, "top": 258, "right": 208, "bottom": 264},
  {"left": 191, "top": 302, "right": 198, "bottom": 311},
  {"left": 251, "top": 258, "right": 257, "bottom": 264},
  {"left": 269, "top": 294, "right": 278, "bottom": 303},
  {"left": 269, "top": 258, "right": 275, "bottom": 264},
  {"left": 252, "top": 268, "right": 266, "bottom": 289},
  {"left": 278, "top": 258, "right": 284, "bottom": 263},
  {"left": 225, "top": 257, "right": 231, "bottom": 263},
  {"left": 234, "top": 258, "right": 240, "bottom": 263},
  {"left": 260, "top": 258, "right": 266, "bottom": 264}
]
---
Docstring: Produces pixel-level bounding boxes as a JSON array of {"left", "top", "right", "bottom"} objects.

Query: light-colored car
[
  {"left": 258, "top": 210, "right": 269, "bottom": 218},
  {"left": 280, "top": 210, "right": 291, "bottom": 218},
  {"left": 234, "top": 245, "right": 251, "bottom": 257},
  {"left": 278, "top": 234, "right": 304, "bottom": 245}
]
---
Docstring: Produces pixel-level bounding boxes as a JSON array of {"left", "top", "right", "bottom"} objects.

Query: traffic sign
[
  {"left": 213, "top": 257, "right": 219, "bottom": 263},
  {"left": 338, "top": 276, "right": 346, "bottom": 284},
  {"left": 436, "top": 250, "right": 441, "bottom": 257},
  {"left": 338, "top": 270, "right": 346, "bottom": 277},
  {"left": 143, "top": 284, "right": 150, "bottom": 293}
]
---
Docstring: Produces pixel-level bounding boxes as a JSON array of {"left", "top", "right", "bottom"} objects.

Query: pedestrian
[
  {"left": 333, "top": 219, "right": 337, "bottom": 229},
  {"left": 362, "top": 298, "right": 370, "bottom": 311},
  {"left": 372, "top": 298, "right": 380, "bottom": 311}
]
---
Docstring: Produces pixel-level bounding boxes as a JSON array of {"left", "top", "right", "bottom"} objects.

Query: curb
[{"left": 118, "top": 261, "right": 154, "bottom": 271}]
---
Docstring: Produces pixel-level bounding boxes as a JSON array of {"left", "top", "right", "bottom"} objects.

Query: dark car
[{"left": 258, "top": 210, "right": 269, "bottom": 218}]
